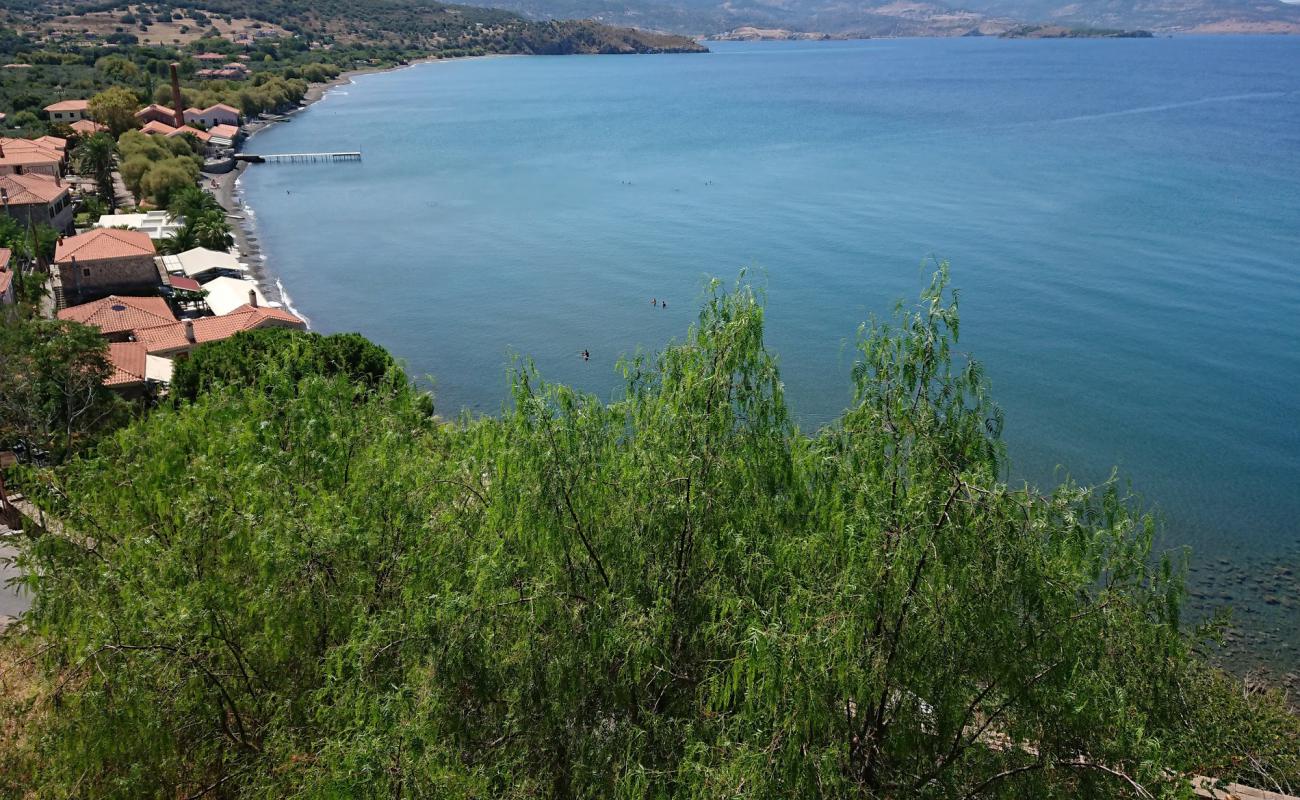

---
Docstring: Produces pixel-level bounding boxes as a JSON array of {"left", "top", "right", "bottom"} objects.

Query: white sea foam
[{"left": 276, "top": 278, "right": 309, "bottom": 329}]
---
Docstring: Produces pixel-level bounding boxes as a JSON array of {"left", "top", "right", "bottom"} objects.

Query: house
[
  {"left": 200, "top": 275, "right": 266, "bottom": 315},
  {"left": 206, "top": 123, "right": 240, "bottom": 149},
  {"left": 197, "top": 67, "right": 248, "bottom": 81},
  {"left": 104, "top": 341, "right": 174, "bottom": 396},
  {"left": 69, "top": 119, "right": 108, "bottom": 136},
  {"left": 54, "top": 229, "right": 162, "bottom": 306},
  {"left": 43, "top": 99, "right": 90, "bottom": 123},
  {"left": 57, "top": 294, "right": 177, "bottom": 340},
  {"left": 193, "top": 52, "right": 226, "bottom": 62},
  {"left": 0, "top": 172, "right": 75, "bottom": 234},
  {"left": 168, "top": 126, "right": 211, "bottom": 146},
  {"left": 0, "top": 138, "right": 63, "bottom": 177},
  {"left": 135, "top": 104, "right": 182, "bottom": 127},
  {"left": 184, "top": 104, "right": 241, "bottom": 128},
  {"left": 0, "top": 248, "right": 13, "bottom": 305},
  {"left": 134, "top": 303, "right": 305, "bottom": 357},
  {"left": 95, "top": 211, "right": 184, "bottom": 240},
  {"left": 159, "top": 246, "right": 248, "bottom": 282},
  {"left": 139, "top": 119, "right": 179, "bottom": 136}
]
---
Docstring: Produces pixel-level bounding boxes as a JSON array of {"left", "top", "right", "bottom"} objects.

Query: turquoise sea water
[{"left": 241, "top": 38, "right": 1300, "bottom": 656}]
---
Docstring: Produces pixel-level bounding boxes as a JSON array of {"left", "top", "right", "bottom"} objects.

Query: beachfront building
[
  {"left": 58, "top": 294, "right": 177, "bottom": 341},
  {"left": 0, "top": 172, "right": 75, "bottom": 234},
  {"left": 44, "top": 99, "right": 90, "bottom": 123},
  {"left": 159, "top": 246, "right": 248, "bottom": 283},
  {"left": 0, "top": 248, "right": 13, "bottom": 306},
  {"left": 95, "top": 211, "right": 184, "bottom": 240},
  {"left": 200, "top": 275, "right": 268, "bottom": 316},
  {"left": 134, "top": 304, "right": 305, "bottom": 358},
  {"left": 184, "top": 103, "right": 242, "bottom": 128},
  {"left": 207, "top": 123, "right": 240, "bottom": 149},
  {"left": 104, "top": 341, "right": 174, "bottom": 397},
  {"left": 0, "top": 137, "right": 64, "bottom": 177},
  {"left": 54, "top": 229, "right": 162, "bottom": 306}
]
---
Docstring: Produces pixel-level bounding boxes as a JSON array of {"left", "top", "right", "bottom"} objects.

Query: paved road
[{"left": 0, "top": 529, "right": 31, "bottom": 628}]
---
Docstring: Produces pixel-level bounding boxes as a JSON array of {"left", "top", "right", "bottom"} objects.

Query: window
[{"left": 83, "top": 268, "right": 91, "bottom": 277}]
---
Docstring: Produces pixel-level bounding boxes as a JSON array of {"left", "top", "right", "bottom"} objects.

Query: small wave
[
  {"left": 276, "top": 278, "right": 310, "bottom": 329},
  {"left": 1050, "top": 91, "right": 1286, "bottom": 124}
]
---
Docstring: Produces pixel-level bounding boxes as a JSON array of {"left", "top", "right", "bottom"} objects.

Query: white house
[
  {"left": 184, "top": 103, "right": 241, "bottom": 128},
  {"left": 44, "top": 99, "right": 90, "bottom": 123},
  {"left": 158, "top": 246, "right": 249, "bottom": 282},
  {"left": 200, "top": 275, "right": 267, "bottom": 316},
  {"left": 95, "top": 211, "right": 185, "bottom": 240}
]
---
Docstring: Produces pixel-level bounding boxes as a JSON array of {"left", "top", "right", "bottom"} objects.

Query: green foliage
[
  {"left": 8, "top": 272, "right": 1298, "bottom": 798},
  {"left": 71, "top": 131, "right": 118, "bottom": 209},
  {"left": 0, "top": 315, "right": 126, "bottom": 462},
  {"left": 88, "top": 84, "right": 141, "bottom": 136},
  {"left": 117, "top": 129, "right": 201, "bottom": 206},
  {"left": 168, "top": 326, "right": 402, "bottom": 403}
]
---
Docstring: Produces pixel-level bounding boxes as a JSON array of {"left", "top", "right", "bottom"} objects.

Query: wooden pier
[{"left": 236, "top": 151, "right": 361, "bottom": 164}]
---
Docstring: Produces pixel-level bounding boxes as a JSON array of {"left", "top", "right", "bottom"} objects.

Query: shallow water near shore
[{"left": 240, "top": 38, "right": 1300, "bottom": 668}]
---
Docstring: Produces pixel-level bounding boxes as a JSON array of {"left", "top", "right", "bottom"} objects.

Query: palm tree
[
  {"left": 157, "top": 225, "right": 199, "bottom": 255},
  {"left": 167, "top": 185, "right": 222, "bottom": 224},
  {"left": 191, "top": 209, "right": 234, "bottom": 252},
  {"left": 72, "top": 133, "right": 119, "bottom": 211}
]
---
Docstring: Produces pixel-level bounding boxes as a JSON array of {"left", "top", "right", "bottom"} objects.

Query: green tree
[
  {"left": 156, "top": 224, "right": 198, "bottom": 255},
  {"left": 0, "top": 316, "right": 125, "bottom": 461},
  {"left": 139, "top": 157, "right": 199, "bottom": 208},
  {"left": 189, "top": 209, "right": 233, "bottom": 251},
  {"left": 166, "top": 184, "right": 222, "bottom": 222},
  {"left": 6, "top": 273, "right": 1298, "bottom": 798},
  {"left": 169, "top": 327, "right": 401, "bottom": 403},
  {"left": 88, "top": 85, "right": 141, "bottom": 137},
  {"left": 94, "top": 54, "right": 139, "bottom": 83},
  {"left": 71, "top": 132, "right": 118, "bottom": 210}
]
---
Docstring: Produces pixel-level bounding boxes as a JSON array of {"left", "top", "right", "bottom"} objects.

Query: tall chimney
[
  {"left": 184, "top": 319, "right": 196, "bottom": 343},
  {"left": 248, "top": 288, "right": 257, "bottom": 308},
  {"left": 169, "top": 63, "right": 185, "bottom": 128}
]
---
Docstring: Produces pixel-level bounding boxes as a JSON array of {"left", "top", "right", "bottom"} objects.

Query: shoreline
[{"left": 207, "top": 55, "right": 456, "bottom": 321}]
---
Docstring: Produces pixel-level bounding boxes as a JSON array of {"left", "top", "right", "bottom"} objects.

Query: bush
[{"left": 7, "top": 273, "right": 1299, "bottom": 798}]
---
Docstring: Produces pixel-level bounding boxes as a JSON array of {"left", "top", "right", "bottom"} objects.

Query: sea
[{"left": 239, "top": 37, "right": 1300, "bottom": 666}]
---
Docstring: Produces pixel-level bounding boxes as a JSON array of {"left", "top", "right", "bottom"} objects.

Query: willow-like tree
[{"left": 7, "top": 269, "right": 1297, "bottom": 798}]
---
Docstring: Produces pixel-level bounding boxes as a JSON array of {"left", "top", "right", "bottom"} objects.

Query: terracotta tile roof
[
  {"left": 167, "top": 126, "right": 211, "bottom": 142},
  {"left": 44, "top": 99, "right": 89, "bottom": 113},
  {"left": 136, "top": 305, "right": 304, "bottom": 354},
  {"left": 0, "top": 172, "right": 69, "bottom": 205},
  {"left": 0, "top": 247, "right": 10, "bottom": 269},
  {"left": 206, "top": 103, "right": 240, "bottom": 115},
  {"left": 208, "top": 124, "right": 240, "bottom": 139},
  {"left": 193, "top": 52, "right": 225, "bottom": 61},
  {"left": 106, "top": 341, "right": 148, "bottom": 386},
  {"left": 0, "top": 270, "right": 11, "bottom": 297},
  {"left": 58, "top": 294, "right": 176, "bottom": 336},
  {"left": 70, "top": 119, "right": 107, "bottom": 134},
  {"left": 139, "top": 120, "right": 178, "bottom": 136},
  {"left": 0, "top": 138, "right": 63, "bottom": 166},
  {"left": 169, "top": 275, "right": 201, "bottom": 292},
  {"left": 135, "top": 104, "right": 177, "bottom": 119},
  {"left": 34, "top": 135, "right": 66, "bottom": 150},
  {"left": 55, "top": 228, "right": 156, "bottom": 263}
]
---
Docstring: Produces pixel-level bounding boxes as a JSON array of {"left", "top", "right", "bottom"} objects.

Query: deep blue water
[{"left": 241, "top": 39, "right": 1300, "bottom": 593}]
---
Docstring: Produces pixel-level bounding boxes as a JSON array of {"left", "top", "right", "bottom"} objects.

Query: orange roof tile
[
  {"left": 70, "top": 119, "right": 107, "bottom": 134},
  {"left": 44, "top": 99, "right": 89, "bottom": 113},
  {"left": 34, "top": 135, "right": 66, "bottom": 150},
  {"left": 205, "top": 103, "right": 241, "bottom": 115},
  {"left": 167, "top": 126, "right": 211, "bottom": 142},
  {"left": 0, "top": 172, "right": 69, "bottom": 205},
  {"left": 106, "top": 342, "right": 148, "bottom": 386},
  {"left": 55, "top": 228, "right": 156, "bottom": 263},
  {"left": 58, "top": 294, "right": 176, "bottom": 336},
  {"left": 135, "top": 104, "right": 177, "bottom": 119},
  {"left": 208, "top": 124, "right": 240, "bottom": 139},
  {"left": 135, "top": 306, "right": 304, "bottom": 354},
  {"left": 0, "top": 270, "right": 11, "bottom": 296},
  {"left": 0, "top": 247, "right": 10, "bottom": 269},
  {"left": 139, "top": 120, "right": 179, "bottom": 136}
]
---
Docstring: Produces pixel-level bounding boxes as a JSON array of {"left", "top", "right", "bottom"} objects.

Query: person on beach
[{"left": 652, "top": 297, "right": 657, "bottom": 307}]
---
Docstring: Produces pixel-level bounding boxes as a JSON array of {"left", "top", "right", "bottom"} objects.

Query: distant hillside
[
  {"left": 0, "top": 0, "right": 707, "bottom": 53},
  {"left": 465, "top": 0, "right": 1300, "bottom": 35}
]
